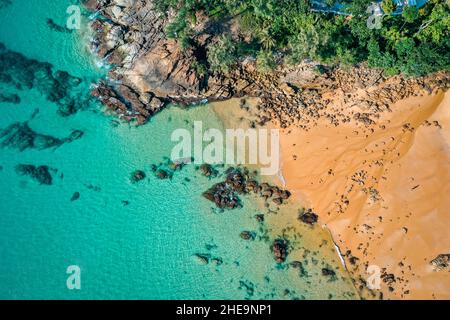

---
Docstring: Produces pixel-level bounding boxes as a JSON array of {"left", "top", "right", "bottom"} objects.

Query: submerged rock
[
  {"left": 322, "top": 267, "right": 336, "bottom": 277},
  {"left": 203, "top": 181, "right": 241, "bottom": 209},
  {"left": 240, "top": 231, "right": 256, "bottom": 241},
  {"left": 0, "top": 43, "right": 85, "bottom": 116},
  {"left": 155, "top": 169, "right": 169, "bottom": 180},
  {"left": 202, "top": 167, "right": 292, "bottom": 210},
  {"left": 0, "top": 93, "right": 20, "bottom": 104},
  {"left": 131, "top": 170, "right": 146, "bottom": 183},
  {"left": 211, "top": 257, "right": 223, "bottom": 266},
  {"left": 199, "top": 163, "right": 218, "bottom": 178},
  {"left": 46, "top": 18, "right": 72, "bottom": 33},
  {"left": 70, "top": 192, "right": 80, "bottom": 202},
  {"left": 0, "top": 122, "right": 83, "bottom": 151},
  {"left": 272, "top": 239, "right": 288, "bottom": 263},
  {"left": 193, "top": 254, "right": 210, "bottom": 265},
  {"left": 298, "top": 209, "right": 319, "bottom": 225},
  {"left": 15, "top": 164, "right": 53, "bottom": 185}
]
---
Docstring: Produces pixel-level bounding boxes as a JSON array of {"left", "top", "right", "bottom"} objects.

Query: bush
[
  {"left": 256, "top": 50, "right": 276, "bottom": 71},
  {"left": 207, "top": 35, "right": 237, "bottom": 74}
]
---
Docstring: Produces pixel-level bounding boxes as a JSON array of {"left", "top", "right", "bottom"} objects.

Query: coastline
[
  {"left": 83, "top": 0, "right": 450, "bottom": 299},
  {"left": 278, "top": 91, "right": 450, "bottom": 299},
  {"left": 211, "top": 90, "right": 450, "bottom": 299}
]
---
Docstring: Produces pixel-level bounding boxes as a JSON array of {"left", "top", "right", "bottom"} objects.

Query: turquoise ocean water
[{"left": 0, "top": 0, "right": 358, "bottom": 299}]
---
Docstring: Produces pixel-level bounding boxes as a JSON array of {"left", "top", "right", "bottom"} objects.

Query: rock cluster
[
  {"left": 86, "top": 1, "right": 450, "bottom": 128},
  {"left": 430, "top": 254, "right": 450, "bottom": 271},
  {"left": 202, "top": 167, "right": 291, "bottom": 210}
]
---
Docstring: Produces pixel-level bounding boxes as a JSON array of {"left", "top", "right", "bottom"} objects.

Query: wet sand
[{"left": 279, "top": 91, "right": 450, "bottom": 299}]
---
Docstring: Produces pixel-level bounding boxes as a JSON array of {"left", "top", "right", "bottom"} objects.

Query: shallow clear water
[{"left": 0, "top": 0, "right": 358, "bottom": 299}]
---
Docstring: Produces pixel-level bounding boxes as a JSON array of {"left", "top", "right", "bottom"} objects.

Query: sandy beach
[
  {"left": 212, "top": 89, "right": 449, "bottom": 299},
  {"left": 279, "top": 91, "right": 450, "bottom": 299}
]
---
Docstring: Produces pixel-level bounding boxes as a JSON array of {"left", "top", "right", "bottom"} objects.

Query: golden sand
[
  {"left": 212, "top": 90, "right": 449, "bottom": 299},
  {"left": 279, "top": 91, "right": 450, "bottom": 299}
]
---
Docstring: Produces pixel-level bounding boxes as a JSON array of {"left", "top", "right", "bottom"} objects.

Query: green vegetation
[{"left": 156, "top": 0, "right": 449, "bottom": 77}]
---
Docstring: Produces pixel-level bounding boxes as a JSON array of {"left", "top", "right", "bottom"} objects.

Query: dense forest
[{"left": 154, "top": 0, "right": 449, "bottom": 77}]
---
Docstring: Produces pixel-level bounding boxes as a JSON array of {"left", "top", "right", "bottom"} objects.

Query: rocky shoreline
[
  {"left": 84, "top": 0, "right": 448, "bottom": 127},
  {"left": 82, "top": 0, "right": 450, "bottom": 299}
]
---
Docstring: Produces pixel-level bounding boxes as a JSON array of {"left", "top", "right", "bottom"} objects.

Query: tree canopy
[{"left": 156, "top": 0, "right": 450, "bottom": 77}]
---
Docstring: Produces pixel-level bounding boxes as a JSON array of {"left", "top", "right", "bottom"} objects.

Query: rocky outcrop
[
  {"left": 430, "top": 254, "right": 450, "bottom": 271},
  {"left": 298, "top": 209, "right": 319, "bottom": 225},
  {"left": 86, "top": 1, "right": 449, "bottom": 127},
  {"left": 202, "top": 167, "right": 291, "bottom": 210}
]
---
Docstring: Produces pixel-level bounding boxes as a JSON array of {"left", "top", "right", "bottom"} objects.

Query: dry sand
[{"left": 279, "top": 91, "right": 450, "bottom": 299}]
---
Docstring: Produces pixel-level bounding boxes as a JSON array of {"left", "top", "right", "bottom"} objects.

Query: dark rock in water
[
  {"left": 0, "top": 93, "right": 20, "bottom": 104},
  {"left": 202, "top": 167, "right": 292, "bottom": 210},
  {"left": 131, "top": 170, "right": 146, "bottom": 183},
  {"left": 272, "top": 239, "right": 288, "bottom": 263},
  {"left": 70, "top": 192, "right": 80, "bottom": 201},
  {"left": 272, "top": 197, "right": 283, "bottom": 205},
  {"left": 15, "top": 164, "right": 53, "bottom": 185},
  {"left": 193, "top": 254, "right": 210, "bottom": 265},
  {"left": 168, "top": 160, "right": 185, "bottom": 171},
  {"left": 322, "top": 267, "right": 336, "bottom": 277},
  {"left": 155, "top": 169, "right": 169, "bottom": 180},
  {"left": 84, "top": 183, "right": 101, "bottom": 192},
  {"left": 199, "top": 163, "right": 217, "bottom": 178},
  {"left": 122, "top": 200, "right": 130, "bottom": 206},
  {"left": 255, "top": 214, "right": 265, "bottom": 222},
  {"left": 47, "top": 18, "right": 73, "bottom": 33},
  {"left": 238, "top": 280, "right": 255, "bottom": 297},
  {"left": 203, "top": 182, "right": 241, "bottom": 209},
  {"left": 240, "top": 231, "right": 255, "bottom": 240},
  {"left": 298, "top": 209, "right": 319, "bottom": 225}
]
